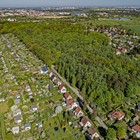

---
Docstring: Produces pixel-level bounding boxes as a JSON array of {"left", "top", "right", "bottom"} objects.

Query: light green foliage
[
  {"left": 8, "top": 98, "right": 14, "bottom": 108},
  {"left": 106, "top": 128, "right": 116, "bottom": 140}
]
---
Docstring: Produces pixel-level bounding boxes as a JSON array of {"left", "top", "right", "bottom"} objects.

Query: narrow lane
[{"left": 51, "top": 65, "right": 108, "bottom": 130}]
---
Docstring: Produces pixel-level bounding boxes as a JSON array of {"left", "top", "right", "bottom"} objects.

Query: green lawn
[
  {"left": 44, "top": 115, "right": 85, "bottom": 140},
  {"left": 0, "top": 102, "right": 8, "bottom": 113},
  {"left": 122, "top": 25, "right": 140, "bottom": 34},
  {"left": 0, "top": 113, "right": 6, "bottom": 140}
]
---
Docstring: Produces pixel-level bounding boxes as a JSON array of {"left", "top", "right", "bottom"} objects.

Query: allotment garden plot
[{"left": 0, "top": 34, "right": 85, "bottom": 140}]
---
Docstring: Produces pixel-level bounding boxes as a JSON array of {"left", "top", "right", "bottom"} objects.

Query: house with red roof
[
  {"left": 86, "top": 127, "right": 99, "bottom": 139},
  {"left": 121, "top": 48, "right": 127, "bottom": 53},
  {"left": 132, "top": 124, "right": 140, "bottom": 138},
  {"left": 115, "top": 49, "right": 121, "bottom": 55},
  {"left": 59, "top": 84, "right": 66, "bottom": 93},
  {"left": 79, "top": 116, "right": 91, "bottom": 129},
  {"left": 63, "top": 93, "right": 72, "bottom": 101},
  {"left": 74, "top": 106, "right": 84, "bottom": 118},
  {"left": 66, "top": 99, "right": 78, "bottom": 110},
  {"left": 108, "top": 110, "right": 125, "bottom": 120}
]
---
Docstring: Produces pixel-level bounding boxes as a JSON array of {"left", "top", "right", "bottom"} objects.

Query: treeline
[{"left": 0, "top": 21, "right": 140, "bottom": 112}]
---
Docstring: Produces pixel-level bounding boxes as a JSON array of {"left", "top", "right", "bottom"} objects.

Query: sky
[{"left": 0, "top": 0, "right": 140, "bottom": 7}]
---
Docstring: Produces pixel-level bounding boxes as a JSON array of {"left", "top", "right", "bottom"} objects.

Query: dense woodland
[{"left": 0, "top": 21, "right": 140, "bottom": 112}]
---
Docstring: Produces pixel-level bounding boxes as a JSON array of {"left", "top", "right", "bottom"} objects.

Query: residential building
[
  {"left": 66, "top": 99, "right": 78, "bottom": 110},
  {"left": 13, "top": 109, "right": 22, "bottom": 116},
  {"left": 22, "top": 123, "right": 31, "bottom": 131},
  {"left": 132, "top": 124, "right": 140, "bottom": 138},
  {"left": 79, "top": 116, "right": 91, "bottom": 129},
  {"left": 108, "top": 110, "right": 125, "bottom": 120},
  {"left": 74, "top": 106, "right": 84, "bottom": 118},
  {"left": 40, "top": 65, "right": 48, "bottom": 74},
  {"left": 86, "top": 127, "right": 99, "bottom": 139},
  {"left": 59, "top": 84, "right": 66, "bottom": 93},
  {"left": 14, "top": 115, "right": 22, "bottom": 123},
  {"left": 36, "top": 122, "right": 43, "bottom": 128},
  {"left": 115, "top": 49, "right": 121, "bottom": 55},
  {"left": 16, "top": 94, "right": 20, "bottom": 99},
  {"left": 63, "top": 92, "right": 73, "bottom": 101},
  {"left": 30, "top": 105, "right": 38, "bottom": 112},
  {"left": 12, "top": 126, "right": 19, "bottom": 134}
]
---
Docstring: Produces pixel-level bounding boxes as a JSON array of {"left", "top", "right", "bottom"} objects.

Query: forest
[{"left": 0, "top": 21, "right": 140, "bottom": 113}]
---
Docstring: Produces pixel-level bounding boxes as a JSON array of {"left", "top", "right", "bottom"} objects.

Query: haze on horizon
[{"left": 0, "top": 0, "right": 140, "bottom": 8}]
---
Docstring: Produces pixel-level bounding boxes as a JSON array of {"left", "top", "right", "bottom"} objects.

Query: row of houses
[
  {"left": 52, "top": 65, "right": 140, "bottom": 139},
  {"left": 47, "top": 70, "right": 100, "bottom": 140}
]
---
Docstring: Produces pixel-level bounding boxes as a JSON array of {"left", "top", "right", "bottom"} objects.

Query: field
[
  {"left": 0, "top": 102, "right": 8, "bottom": 113},
  {"left": 122, "top": 25, "right": 140, "bottom": 34},
  {"left": 0, "top": 113, "right": 6, "bottom": 140},
  {"left": 80, "top": 17, "right": 140, "bottom": 34}
]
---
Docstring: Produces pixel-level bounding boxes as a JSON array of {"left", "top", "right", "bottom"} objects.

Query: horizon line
[{"left": 0, "top": 5, "right": 140, "bottom": 8}]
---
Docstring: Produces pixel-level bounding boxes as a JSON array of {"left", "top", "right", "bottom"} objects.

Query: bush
[{"left": 8, "top": 98, "right": 14, "bottom": 108}]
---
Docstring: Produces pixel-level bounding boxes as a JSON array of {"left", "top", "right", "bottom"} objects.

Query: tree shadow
[{"left": 98, "top": 127, "right": 107, "bottom": 137}]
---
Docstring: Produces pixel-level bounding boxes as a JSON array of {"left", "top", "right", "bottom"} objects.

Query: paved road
[{"left": 51, "top": 65, "right": 108, "bottom": 130}]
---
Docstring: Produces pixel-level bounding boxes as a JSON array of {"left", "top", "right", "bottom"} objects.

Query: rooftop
[{"left": 132, "top": 124, "right": 140, "bottom": 133}]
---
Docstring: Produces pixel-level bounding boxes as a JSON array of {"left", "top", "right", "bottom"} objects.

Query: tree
[
  {"left": 106, "top": 128, "right": 116, "bottom": 140},
  {"left": 5, "top": 132, "right": 13, "bottom": 140},
  {"left": 125, "top": 83, "right": 135, "bottom": 97},
  {"left": 71, "top": 75, "right": 76, "bottom": 87},
  {"left": 77, "top": 78, "right": 82, "bottom": 89},
  {"left": 116, "top": 127, "right": 127, "bottom": 139},
  {"left": 8, "top": 98, "right": 14, "bottom": 108}
]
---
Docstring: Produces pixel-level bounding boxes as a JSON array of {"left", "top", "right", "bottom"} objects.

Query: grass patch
[
  {"left": 122, "top": 25, "right": 140, "bottom": 34},
  {"left": 0, "top": 113, "right": 6, "bottom": 140},
  {"left": 44, "top": 115, "right": 85, "bottom": 140},
  {"left": 0, "top": 102, "right": 8, "bottom": 113}
]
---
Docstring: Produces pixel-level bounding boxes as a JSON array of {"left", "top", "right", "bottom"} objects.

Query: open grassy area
[
  {"left": 80, "top": 17, "right": 140, "bottom": 34},
  {"left": 0, "top": 113, "right": 6, "bottom": 140},
  {"left": 122, "top": 25, "right": 140, "bottom": 34},
  {"left": 0, "top": 102, "right": 8, "bottom": 113},
  {"left": 44, "top": 114, "right": 85, "bottom": 140}
]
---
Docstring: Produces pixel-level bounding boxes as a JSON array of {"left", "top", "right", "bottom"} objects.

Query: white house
[
  {"left": 36, "top": 122, "right": 43, "bottom": 128},
  {"left": 40, "top": 65, "right": 48, "bottom": 74},
  {"left": 49, "top": 72, "right": 54, "bottom": 78},
  {"left": 14, "top": 115, "right": 22, "bottom": 123},
  {"left": 13, "top": 109, "right": 22, "bottom": 116},
  {"left": 30, "top": 105, "right": 38, "bottom": 112},
  {"left": 22, "top": 123, "right": 31, "bottom": 131},
  {"left": 12, "top": 126, "right": 19, "bottom": 134},
  {"left": 74, "top": 106, "right": 84, "bottom": 118},
  {"left": 59, "top": 84, "right": 66, "bottom": 93}
]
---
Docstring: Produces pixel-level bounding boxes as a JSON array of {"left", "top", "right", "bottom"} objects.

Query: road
[{"left": 51, "top": 65, "right": 108, "bottom": 130}]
